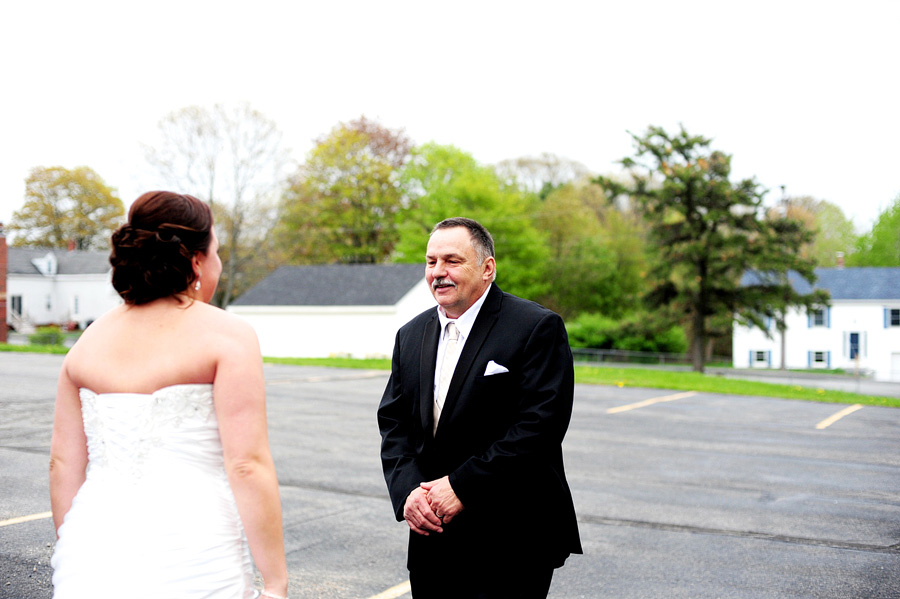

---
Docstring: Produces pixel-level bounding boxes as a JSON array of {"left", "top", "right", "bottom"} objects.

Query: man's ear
[{"left": 482, "top": 256, "right": 496, "bottom": 281}]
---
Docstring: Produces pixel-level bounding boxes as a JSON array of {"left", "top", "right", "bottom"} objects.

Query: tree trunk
[
  {"left": 691, "top": 312, "right": 706, "bottom": 373},
  {"left": 221, "top": 223, "right": 240, "bottom": 308},
  {"left": 779, "top": 319, "right": 787, "bottom": 370}
]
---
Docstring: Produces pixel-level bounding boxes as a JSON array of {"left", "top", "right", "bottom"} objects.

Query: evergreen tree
[{"left": 595, "top": 126, "right": 826, "bottom": 372}]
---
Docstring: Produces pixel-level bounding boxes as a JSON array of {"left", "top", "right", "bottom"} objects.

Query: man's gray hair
[{"left": 431, "top": 217, "right": 495, "bottom": 266}]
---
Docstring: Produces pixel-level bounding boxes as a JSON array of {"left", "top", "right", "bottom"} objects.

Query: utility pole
[
  {"left": 778, "top": 186, "right": 788, "bottom": 370},
  {"left": 0, "top": 222, "right": 8, "bottom": 344}
]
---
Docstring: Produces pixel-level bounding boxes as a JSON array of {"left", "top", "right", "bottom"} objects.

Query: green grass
[
  {"left": 264, "top": 356, "right": 394, "bottom": 370},
  {"left": 0, "top": 343, "right": 69, "bottom": 354},
  {"left": 574, "top": 365, "right": 900, "bottom": 408},
  {"left": 3, "top": 347, "right": 895, "bottom": 407},
  {"left": 265, "top": 356, "right": 898, "bottom": 408}
]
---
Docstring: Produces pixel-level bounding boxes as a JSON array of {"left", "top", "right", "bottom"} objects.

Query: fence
[{"left": 571, "top": 347, "right": 731, "bottom": 367}]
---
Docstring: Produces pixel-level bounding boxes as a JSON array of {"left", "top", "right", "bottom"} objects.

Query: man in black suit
[{"left": 378, "top": 217, "right": 581, "bottom": 598}]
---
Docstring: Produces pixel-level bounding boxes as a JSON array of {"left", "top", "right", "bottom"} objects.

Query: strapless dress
[{"left": 51, "top": 384, "right": 254, "bottom": 598}]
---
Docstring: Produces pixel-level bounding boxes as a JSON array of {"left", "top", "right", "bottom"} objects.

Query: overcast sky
[{"left": 2, "top": 0, "right": 897, "bottom": 236}]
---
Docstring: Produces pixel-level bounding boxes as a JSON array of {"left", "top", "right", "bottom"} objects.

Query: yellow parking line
[
  {"left": 816, "top": 404, "right": 863, "bottom": 430},
  {"left": 607, "top": 391, "right": 697, "bottom": 414},
  {"left": 365, "top": 580, "right": 411, "bottom": 599},
  {"left": 0, "top": 511, "right": 52, "bottom": 527}
]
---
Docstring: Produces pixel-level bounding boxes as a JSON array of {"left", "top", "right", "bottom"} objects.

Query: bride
[{"left": 49, "top": 191, "right": 288, "bottom": 598}]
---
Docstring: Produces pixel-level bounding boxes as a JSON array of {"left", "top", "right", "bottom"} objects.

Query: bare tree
[
  {"left": 144, "top": 103, "right": 290, "bottom": 306},
  {"left": 495, "top": 153, "right": 591, "bottom": 196}
]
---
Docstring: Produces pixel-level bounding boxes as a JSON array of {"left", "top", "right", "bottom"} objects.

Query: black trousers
[{"left": 409, "top": 563, "right": 554, "bottom": 599}]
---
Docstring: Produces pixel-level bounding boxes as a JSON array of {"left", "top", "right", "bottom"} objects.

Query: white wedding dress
[{"left": 51, "top": 384, "right": 255, "bottom": 598}]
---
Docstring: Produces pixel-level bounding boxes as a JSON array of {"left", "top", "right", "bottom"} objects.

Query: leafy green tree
[
  {"left": 9, "top": 166, "right": 124, "bottom": 250},
  {"left": 595, "top": 126, "right": 825, "bottom": 372},
  {"left": 394, "top": 143, "right": 549, "bottom": 300},
  {"left": 276, "top": 116, "right": 411, "bottom": 264},
  {"left": 535, "top": 181, "right": 646, "bottom": 319},
  {"left": 849, "top": 194, "right": 900, "bottom": 266},
  {"left": 806, "top": 199, "right": 858, "bottom": 266},
  {"left": 767, "top": 195, "right": 858, "bottom": 267}
]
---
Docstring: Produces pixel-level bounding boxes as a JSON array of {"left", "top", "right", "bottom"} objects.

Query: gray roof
[
  {"left": 743, "top": 267, "right": 900, "bottom": 300},
  {"left": 231, "top": 264, "right": 426, "bottom": 306},
  {"left": 8, "top": 247, "right": 110, "bottom": 275}
]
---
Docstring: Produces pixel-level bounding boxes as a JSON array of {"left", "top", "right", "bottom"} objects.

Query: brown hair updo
[{"left": 110, "top": 191, "right": 213, "bottom": 304}]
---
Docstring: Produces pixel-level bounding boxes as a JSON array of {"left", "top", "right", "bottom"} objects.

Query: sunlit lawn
[
  {"left": 573, "top": 365, "right": 899, "bottom": 408},
  {"left": 0, "top": 343, "right": 69, "bottom": 355},
  {"left": 263, "top": 356, "right": 898, "bottom": 408}
]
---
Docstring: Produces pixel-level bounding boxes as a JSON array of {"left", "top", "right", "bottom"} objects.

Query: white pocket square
[{"left": 484, "top": 360, "right": 509, "bottom": 376}]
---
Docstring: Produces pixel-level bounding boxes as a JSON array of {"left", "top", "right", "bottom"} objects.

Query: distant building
[
  {"left": 5, "top": 246, "right": 120, "bottom": 331},
  {"left": 733, "top": 267, "right": 900, "bottom": 382},
  {"left": 227, "top": 264, "right": 435, "bottom": 358}
]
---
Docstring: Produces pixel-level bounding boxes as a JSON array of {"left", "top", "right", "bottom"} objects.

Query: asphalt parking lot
[{"left": 1, "top": 352, "right": 899, "bottom": 599}]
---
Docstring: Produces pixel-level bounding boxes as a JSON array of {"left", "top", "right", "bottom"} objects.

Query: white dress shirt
[{"left": 433, "top": 284, "right": 492, "bottom": 400}]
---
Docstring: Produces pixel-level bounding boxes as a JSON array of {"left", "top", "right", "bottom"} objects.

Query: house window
[
  {"left": 888, "top": 308, "right": 900, "bottom": 328},
  {"left": 73, "top": 296, "right": 79, "bottom": 315},
  {"left": 10, "top": 295, "right": 22, "bottom": 316},
  {"left": 46, "top": 295, "right": 52, "bottom": 311},
  {"left": 809, "top": 350, "right": 831, "bottom": 369},
  {"left": 750, "top": 350, "right": 771, "bottom": 367},
  {"left": 811, "top": 308, "right": 825, "bottom": 327}
]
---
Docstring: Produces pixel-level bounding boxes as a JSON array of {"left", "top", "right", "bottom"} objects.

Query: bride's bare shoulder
[
  {"left": 66, "top": 305, "right": 126, "bottom": 350},
  {"left": 61, "top": 305, "right": 129, "bottom": 380},
  {"left": 190, "top": 302, "right": 259, "bottom": 344}
]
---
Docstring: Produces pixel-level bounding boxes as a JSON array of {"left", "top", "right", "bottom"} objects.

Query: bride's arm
[
  {"left": 49, "top": 357, "right": 89, "bottom": 535},
  {"left": 214, "top": 318, "right": 288, "bottom": 598}
]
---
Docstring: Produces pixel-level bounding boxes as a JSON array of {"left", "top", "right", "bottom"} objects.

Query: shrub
[
  {"left": 565, "top": 313, "right": 620, "bottom": 349},
  {"left": 29, "top": 326, "right": 64, "bottom": 346},
  {"left": 565, "top": 312, "right": 688, "bottom": 354}
]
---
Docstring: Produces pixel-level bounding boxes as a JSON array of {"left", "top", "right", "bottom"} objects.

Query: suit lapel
[
  {"left": 419, "top": 312, "right": 441, "bottom": 433},
  {"left": 437, "top": 285, "right": 503, "bottom": 431}
]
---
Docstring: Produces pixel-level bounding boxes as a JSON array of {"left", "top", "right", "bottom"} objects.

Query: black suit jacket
[{"left": 378, "top": 284, "right": 582, "bottom": 571}]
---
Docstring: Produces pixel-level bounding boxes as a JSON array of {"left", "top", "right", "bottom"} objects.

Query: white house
[
  {"left": 733, "top": 267, "right": 900, "bottom": 382},
  {"left": 227, "top": 264, "right": 435, "bottom": 358},
  {"left": 6, "top": 247, "right": 121, "bottom": 331}
]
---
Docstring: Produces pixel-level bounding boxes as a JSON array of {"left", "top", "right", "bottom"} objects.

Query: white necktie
[{"left": 434, "top": 322, "right": 459, "bottom": 434}]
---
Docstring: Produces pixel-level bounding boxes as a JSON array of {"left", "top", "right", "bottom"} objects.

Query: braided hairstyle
[{"left": 110, "top": 191, "right": 213, "bottom": 305}]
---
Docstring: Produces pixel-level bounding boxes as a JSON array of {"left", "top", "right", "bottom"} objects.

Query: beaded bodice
[{"left": 79, "top": 384, "right": 221, "bottom": 480}]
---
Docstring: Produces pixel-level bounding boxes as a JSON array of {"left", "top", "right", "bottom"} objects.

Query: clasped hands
[{"left": 403, "top": 475, "right": 464, "bottom": 536}]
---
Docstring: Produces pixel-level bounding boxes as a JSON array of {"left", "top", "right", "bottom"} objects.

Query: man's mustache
[{"left": 432, "top": 278, "right": 457, "bottom": 290}]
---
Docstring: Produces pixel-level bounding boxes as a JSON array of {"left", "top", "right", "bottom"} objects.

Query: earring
[{"left": 194, "top": 278, "right": 201, "bottom": 291}]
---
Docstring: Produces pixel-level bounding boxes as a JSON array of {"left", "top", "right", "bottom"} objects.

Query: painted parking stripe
[
  {"left": 0, "top": 511, "right": 52, "bottom": 527},
  {"left": 816, "top": 404, "right": 864, "bottom": 430},
  {"left": 365, "top": 580, "right": 411, "bottom": 599},
  {"left": 607, "top": 391, "right": 697, "bottom": 414}
]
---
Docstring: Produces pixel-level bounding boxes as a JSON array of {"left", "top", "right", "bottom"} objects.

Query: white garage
[{"left": 227, "top": 264, "right": 435, "bottom": 359}]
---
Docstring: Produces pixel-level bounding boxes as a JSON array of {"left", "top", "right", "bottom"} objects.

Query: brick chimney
[
  {"left": 0, "top": 223, "right": 7, "bottom": 343},
  {"left": 836, "top": 251, "right": 845, "bottom": 269}
]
